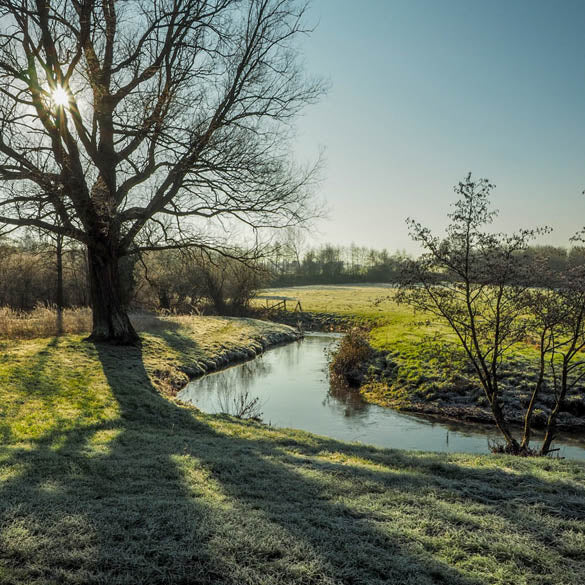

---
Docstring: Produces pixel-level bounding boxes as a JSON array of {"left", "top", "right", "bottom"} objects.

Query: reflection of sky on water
[{"left": 178, "top": 334, "right": 585, "bottom": 461}]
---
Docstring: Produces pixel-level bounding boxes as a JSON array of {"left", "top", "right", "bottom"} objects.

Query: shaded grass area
[
  {"left": 1, "top": 316, "right": 585, "bottom": 583},
  {"left": 262, "top": 286, "right": 585, "bottom": 427}
]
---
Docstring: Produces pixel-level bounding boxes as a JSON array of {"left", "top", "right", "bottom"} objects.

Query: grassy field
[
  {"left": 1, "top": 313, "right": 585, "bottom": 583},
  {"left": 257, "top": 284, "right": 449, "bottom": 346},
  {"left": 261, "top": 285, "right": 585, "bottom": 427}
]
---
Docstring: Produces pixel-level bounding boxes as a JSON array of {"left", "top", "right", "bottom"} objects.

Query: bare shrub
[
  {"left": 329, "top": 328, "right": 373, "bottom": 387},
  {"left": 216, "top": 387, "right": 264, "bottom": 420}
]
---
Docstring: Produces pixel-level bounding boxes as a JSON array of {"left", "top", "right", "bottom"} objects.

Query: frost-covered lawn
[{"left": 0, "top": 315, "right": 584, "bottom": 584}]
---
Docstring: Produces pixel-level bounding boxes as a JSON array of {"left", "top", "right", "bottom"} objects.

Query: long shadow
[
  {"left": 92, "top": 337, "right": 585, "bottom": 583},
  {"left": 94, "top": 341, "right": 487, "bottom": 585},
  {"left": 1, "top": 332, "right": 584, "bottom": 584},
  {"left": 0, "top": 337, "right": 234, "bottom": 584}
]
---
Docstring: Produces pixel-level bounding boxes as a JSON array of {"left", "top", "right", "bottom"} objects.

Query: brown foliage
[{"left": 329, "top": 328, "right": 373, "bottom": 387}]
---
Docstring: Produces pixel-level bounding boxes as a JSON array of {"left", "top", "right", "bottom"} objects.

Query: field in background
[
  {"left": 257, "top": 284, "right": 437, "bottom": 345},
  {"left": 261, "top": 285, "right": 585, "bottom": 425}
]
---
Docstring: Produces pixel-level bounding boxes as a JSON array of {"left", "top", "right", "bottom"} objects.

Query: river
[{"left": 178, "top": 333, "right": 585, "bottom": 460}]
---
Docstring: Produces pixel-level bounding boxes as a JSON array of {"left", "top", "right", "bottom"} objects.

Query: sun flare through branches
[{"left": 51, "top": 85, "right": 69, "bottom": 108}]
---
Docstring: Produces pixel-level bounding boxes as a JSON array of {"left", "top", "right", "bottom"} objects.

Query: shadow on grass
[
  {"left": 0, "top": 337, "right": 95, "bottom": 444},
  {"left": 0, "top": 334, "right": 584, "bottom": 584}
]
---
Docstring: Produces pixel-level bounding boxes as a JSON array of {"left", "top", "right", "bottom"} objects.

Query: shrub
[
  {"left": 216, "top": 387, "right": 264, "bottom": 420},
  {"left": 329, "top": 328, "right": 373, "bottom": 387}
]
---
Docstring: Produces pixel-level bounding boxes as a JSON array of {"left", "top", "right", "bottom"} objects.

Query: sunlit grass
[
  {"left": 263, "top": 285, "right": 585, "bottom": 422},
  {"left": 0, "top": 337, "right": 119, "bottom": 443},
  {"left": 0, "top": 314, "right": 584, "bottom": 583},
  {"left": 260, "top": 284, "right": 445, "bottom": 341},
  {"left": 0, "top": 315, "right": 291, "bottom": 443}
]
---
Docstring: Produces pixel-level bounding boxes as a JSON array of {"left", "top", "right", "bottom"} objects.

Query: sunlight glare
[{"left": 51, "top": 85, "right": 69, "bottom": 108}]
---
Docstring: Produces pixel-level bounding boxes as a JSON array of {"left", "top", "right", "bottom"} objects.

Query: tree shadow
[
  {"left": 1, "top": 335, "right": 584, "bottom": 584},
  {"left": 0, "top": 337, "right": 92, "bottom": 444},
  {"left": 92, "top": 341, "right": 487, "bottom": 584}
]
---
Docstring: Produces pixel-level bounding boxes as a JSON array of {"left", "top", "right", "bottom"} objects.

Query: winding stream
[{"left": 178, "top": 333, "right": 585, "bottom": 460}]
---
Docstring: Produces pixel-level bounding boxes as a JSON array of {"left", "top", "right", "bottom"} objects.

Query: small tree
[
  {"left": 398, "top": 174, "right": 544, "bottom": 453},
  {"left": 527, "top": 268, "right": 585, "bottom": 455}
]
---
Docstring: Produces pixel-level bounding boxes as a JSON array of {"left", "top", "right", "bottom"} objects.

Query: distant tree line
[
  {"left": 3, "top": 229, "right": 585, "bottom": 314},
  {"left": 262, "top": 240, "right": 585, "bottom": 288},
  {"left": 263, "top": 243, "right": 409, "bottom": 286}
]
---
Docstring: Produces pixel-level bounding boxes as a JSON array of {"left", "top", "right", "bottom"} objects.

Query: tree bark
[
  {"left": 55, "top": 232, "right": 64, "bottom": 335},
  {"left": 540, "top": 365, "right": 569, "bottom": 456},
  {"left": 520, "top": 380, "right": 541, "bottom": 452},
  {"left": 520, "top": 346, "right": 547, "bottom": 452},
  {"left": 490, "top": 399, "right": 520, "bottom": 453},
  {"left": 540, "top": 406, "right": 560, "bottom": 456},
  {"left": 85, "top": 238, "right": 138, "bottom": 345}
]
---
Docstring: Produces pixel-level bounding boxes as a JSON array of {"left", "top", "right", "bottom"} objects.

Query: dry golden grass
[
  {"left": 0, "top": 305, "right": 92, "bottom": 339},
  {"left": 0, "top": 305, "right": 280, "bottom": 342}
]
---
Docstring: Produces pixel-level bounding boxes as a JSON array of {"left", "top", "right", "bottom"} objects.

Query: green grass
[
  {"left": 259, "top": 284, "right": 416, "bottom": 329},
  {"left": 264, "top": 286, "right": 585, "bottom": 424},
  {"left": 1, "top": 313, "right": 585, "bottom": 584},
  {"left": 258, "top": 284, "right": 444, "bottom": 344}
]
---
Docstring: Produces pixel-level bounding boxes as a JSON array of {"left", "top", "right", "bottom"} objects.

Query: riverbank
[
  {"left": 1, "top": 316, "right": 585, "bottom": 584},
  {"left": 257, "top": 285, "right": 585, "bottom": 432},
  {"left": 0, "top": 315, "right": 298, "bottom": 442}
]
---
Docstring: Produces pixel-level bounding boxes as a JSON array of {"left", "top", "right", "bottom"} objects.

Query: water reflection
[
  {"left": 325, "top": 382, "right": 370, "bottom": 416},
  {"left": 178, "top": 333, "right": 585, "bottom": 460},
  {"left": 199, "top": 355, "right": 273, "bottom": 396}
]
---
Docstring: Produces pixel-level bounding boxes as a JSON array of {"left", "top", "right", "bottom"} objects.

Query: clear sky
[{"left": 294, "top": 0, "right": 585, "bottom": 252}]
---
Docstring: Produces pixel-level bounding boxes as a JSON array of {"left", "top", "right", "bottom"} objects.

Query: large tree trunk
[
  {"left": 85, "top": 239, "right": 138, "bottom": 345},
  {"left": 55, "top": 232, "right": 64, "bottom": 335}
]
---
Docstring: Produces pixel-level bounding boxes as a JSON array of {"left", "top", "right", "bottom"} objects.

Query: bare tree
[
  {"left": 0, "top": 0, "right": 323, "bottom": 343},
  {"left": 528, "top": 268, "right": 585, "bottom": 455},
  {"left": 398, "top": 174, "right": 545, "bottom": 453}
]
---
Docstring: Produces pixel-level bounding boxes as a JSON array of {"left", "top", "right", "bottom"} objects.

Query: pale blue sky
[{"left": 295, "top": 0, "right": 585, "bottom": 252}]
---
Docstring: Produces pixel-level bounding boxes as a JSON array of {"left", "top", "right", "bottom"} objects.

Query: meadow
[
  {"left": 261, "top": 285, "right": 585, "bottom": 429},
  {"left": 0, "top": 312, "right": 584, "bottom": 584}
]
